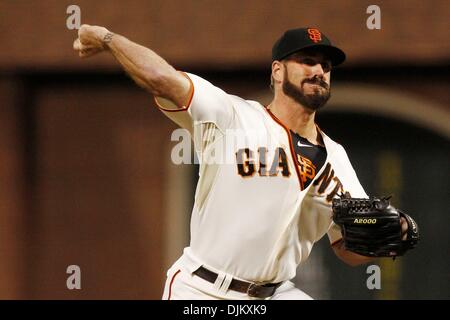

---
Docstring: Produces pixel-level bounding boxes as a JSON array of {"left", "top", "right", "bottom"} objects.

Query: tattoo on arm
[{"left": 103, "top": 32, "right": 114, "bottom": 44}]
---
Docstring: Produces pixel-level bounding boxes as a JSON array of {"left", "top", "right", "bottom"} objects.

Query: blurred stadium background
[{"left": 0, "top": 0, "right": 448, "bottom": 299}]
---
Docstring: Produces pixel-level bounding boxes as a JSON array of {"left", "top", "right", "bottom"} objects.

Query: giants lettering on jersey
[
  {"left": 313, "top": 162, "right": 347, "bottom": 202},
  {"left": 236, "top": 147, "right": 290, "bottom": 177},
  {"left": 235, "top": 148, "right": 348, "bottom": 202}
]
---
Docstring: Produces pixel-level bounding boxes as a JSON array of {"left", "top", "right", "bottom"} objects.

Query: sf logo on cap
[{"left": 307, "top": 28, "right": 322, "bottom": 43}]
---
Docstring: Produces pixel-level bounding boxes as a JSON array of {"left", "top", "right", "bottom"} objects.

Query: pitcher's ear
[{"left": 272, "top": 61, "right": 284, "bottom": 84}]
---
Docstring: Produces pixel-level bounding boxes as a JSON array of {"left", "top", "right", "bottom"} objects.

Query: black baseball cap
[{"left": 272, "top": 27, "right": 346, "bottom": 66}]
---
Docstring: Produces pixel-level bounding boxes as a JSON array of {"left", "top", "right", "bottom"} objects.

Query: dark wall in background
[
  {"left": 0, "top": 0, "right": 448, "bottom": 69},
  {"left": 317, "top": 113, "right": 449, "bottom": 299},
  {"left": 3, "top": 73, "right": 177, "bottom": 299}
]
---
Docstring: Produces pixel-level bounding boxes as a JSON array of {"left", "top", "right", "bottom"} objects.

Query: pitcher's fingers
[
  {"left": 79, "top": 47, "right": 100, "bottom": 58},
  {"left": 400, "top": 217, "right": 408, "bottom": 240},
  {"left": 73, "top": 38, "right": 81, "bottom": 51},
  {"left": 79, "top": 48, "right": 92, "bottom": 58},
  {"left": 78, "top": 24, "right": 90, "bottom": 36}
]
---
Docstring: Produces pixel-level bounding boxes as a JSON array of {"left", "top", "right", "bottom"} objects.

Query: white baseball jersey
[{"left": 155, "top": 72, "right": 367, "bottom": 284}]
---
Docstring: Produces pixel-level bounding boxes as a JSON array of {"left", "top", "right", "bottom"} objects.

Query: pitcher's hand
[{"left": 73, "top": 24, "right": 112, "bottom": 58}]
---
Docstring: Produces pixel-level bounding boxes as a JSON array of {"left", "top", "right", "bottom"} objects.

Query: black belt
[{"left": 193, "top": 266, "right": 281, "bottom": 298}]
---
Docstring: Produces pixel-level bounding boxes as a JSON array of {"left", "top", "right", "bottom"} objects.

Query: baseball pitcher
[{"left": 73, "top": 26, "right": 419, "bottom": 300}]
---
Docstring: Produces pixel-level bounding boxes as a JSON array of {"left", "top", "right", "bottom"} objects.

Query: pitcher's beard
[{"left": 282, "top": 75, "right": 330, "bottom": 111}]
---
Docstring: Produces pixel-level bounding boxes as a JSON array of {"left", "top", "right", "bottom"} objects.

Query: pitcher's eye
[
  {"left": 321, "top": 62, "right": 332, "bottom": 72},
  {"left": 301, "top": 58, "right": 316, "bottom": 66}
]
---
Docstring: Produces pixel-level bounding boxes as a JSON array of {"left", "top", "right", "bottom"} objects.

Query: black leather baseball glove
[{"left": 332, "top": 193, "right": 419, "bottom": 258}]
